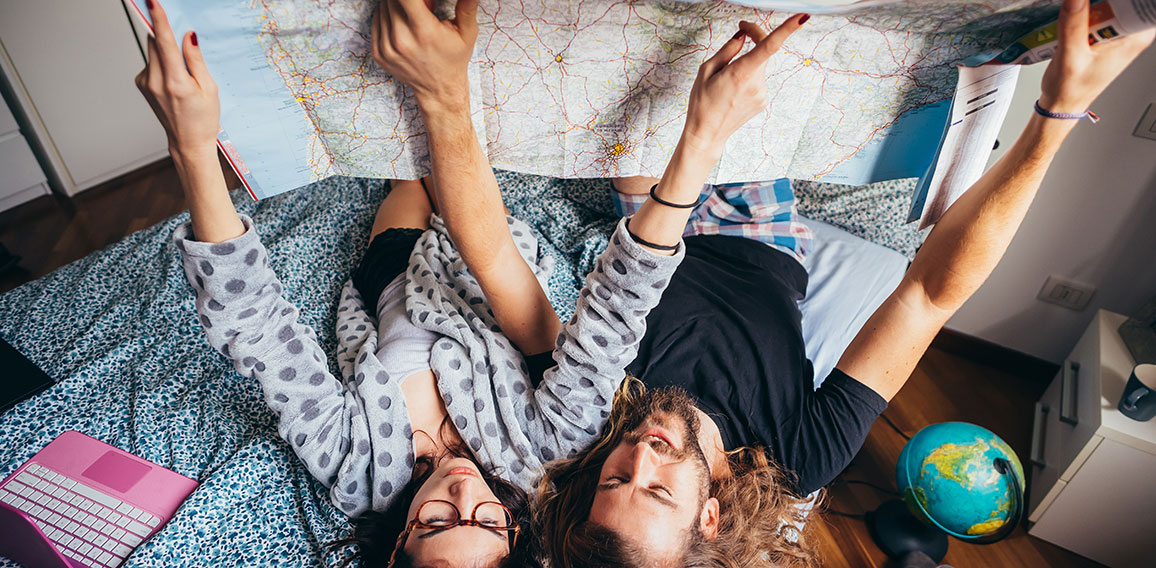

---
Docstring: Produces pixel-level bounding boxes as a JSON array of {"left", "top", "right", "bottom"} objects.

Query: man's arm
[
  {"left": 837, "top": 0, "right": 1153, "bottom": 401},
  {"left": 371, "top": 0, "right": 560, "bottom": 355}
]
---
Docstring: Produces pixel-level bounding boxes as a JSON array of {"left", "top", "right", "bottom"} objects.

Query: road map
[{"left": 130, "top": 1, "right": 1069, "bottom": 199}]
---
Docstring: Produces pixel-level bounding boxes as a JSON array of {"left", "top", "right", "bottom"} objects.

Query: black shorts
[{"left": 351, "top": 228, "right": 425, "bottom": 311}]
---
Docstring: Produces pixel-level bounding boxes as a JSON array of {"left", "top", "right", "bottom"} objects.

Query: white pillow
[{"left": 798, "top": 217, "right": 909, "bottom": 388}]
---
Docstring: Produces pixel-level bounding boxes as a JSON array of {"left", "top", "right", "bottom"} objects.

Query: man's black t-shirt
[{"left": 627, "top": 234, "right": 888, "bottom": 496}]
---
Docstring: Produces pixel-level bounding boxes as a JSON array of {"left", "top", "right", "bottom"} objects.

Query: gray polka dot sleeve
[
  {"left": 533, "top": 220, "right": 685, "bottom": 456},
  {"left": 173, "top": 216, "right": 412, "bottom": 517}
]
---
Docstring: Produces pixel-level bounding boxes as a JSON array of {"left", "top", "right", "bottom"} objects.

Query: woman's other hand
[
  {"left": 1039, "top": 0, "right": 1154, "bottom": 115},
  {"left": 134, "top": 0, "right": 220, "bottom": 164},
  {"left": 135, "top": 1, "right": 239, "bottom": 242},
  {"left": 681, "top": 14, "right": 808, "bottom": 157},
  {"left": 371, "top": 0, "right": 479, "bottom": 113}
]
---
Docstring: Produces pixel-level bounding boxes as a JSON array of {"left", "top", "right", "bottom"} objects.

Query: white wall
[{"left": 947, "top": 46, "right": 1156, "bottom": 363}]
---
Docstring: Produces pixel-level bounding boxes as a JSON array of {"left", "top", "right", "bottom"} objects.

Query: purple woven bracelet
[{"left": 1034, "top": 99, "right": 1100, "bottom": 123}]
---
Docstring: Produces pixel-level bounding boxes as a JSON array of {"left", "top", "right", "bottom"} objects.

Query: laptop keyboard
[{"left": 0, "top": 463, "right": 161, "bottom": 568}]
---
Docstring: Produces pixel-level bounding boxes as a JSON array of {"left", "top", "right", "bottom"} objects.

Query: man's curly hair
[{"left": 534, "top": 377, "right": 821, "bottom": 568}]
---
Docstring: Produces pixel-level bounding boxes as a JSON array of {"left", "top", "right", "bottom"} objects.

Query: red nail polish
[
  {"left": 191, "top": 31, "right": 198, "bottom": 46},
  {"left": 145, "top": 0, "right": 153, "bottom": 9},
  {"left": 799, "top": 13, "right": 811, "bottom": 25}
]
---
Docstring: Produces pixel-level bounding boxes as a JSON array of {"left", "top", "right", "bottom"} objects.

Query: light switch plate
[
  {"left": 1038, "top": 275, "right": 1096, "bottom": 311},
  {"left": 1135, "top": 103, "right": 1156, "bottom": 141}
]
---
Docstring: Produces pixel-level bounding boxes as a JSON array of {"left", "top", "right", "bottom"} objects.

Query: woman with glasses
[
  {"left": 336, "top": 453, "right": 531, "bottom": 567},
  {"left": 136, "top": 0, "right": 695, "bottom": 566}
]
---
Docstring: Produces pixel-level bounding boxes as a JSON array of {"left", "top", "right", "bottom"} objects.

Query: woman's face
[{"left": 401, "top": 457, "right": 512, "bottom": 565}]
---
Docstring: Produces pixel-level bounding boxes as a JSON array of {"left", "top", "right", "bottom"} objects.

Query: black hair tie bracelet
[
  {"left": 624, "top": 218, "right": 680, "bottom": 251},
  {"left": 649, "top": 184, "right": 700, "bottom": 209}
]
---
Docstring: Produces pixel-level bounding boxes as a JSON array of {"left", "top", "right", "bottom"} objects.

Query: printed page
[{"left": 909, "top": 65, "right": 1021, "bottom": 230}]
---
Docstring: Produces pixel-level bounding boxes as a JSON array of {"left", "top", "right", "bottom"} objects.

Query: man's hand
[
  {"left": 1039, "top": 0, "right": 1154, "bottom": 115},
  {"left": 681, "top": 14, "right": 808, "bottom": 156},
  {"left": 134, "top": 0, "right": 220, "bottom": 164},
  {"left": 371, "top": 0, "right": 479, "bottom": 112}
]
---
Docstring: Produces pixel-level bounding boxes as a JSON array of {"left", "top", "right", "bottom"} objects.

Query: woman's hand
[
  {"left": 134, "top": 0, "right": 220, "bottom": 163},
  {"left": 371, "top": 0, "right": 479, "bottom": 113},
  {"left": 134, "top": 1, "right": 239, "bottom": 242},
  {"left": 1039, "top": 0, "right": 1154, "bottom": 115},
  {"left": 681, "top": 14, "right": 808, "bottom": 156}
]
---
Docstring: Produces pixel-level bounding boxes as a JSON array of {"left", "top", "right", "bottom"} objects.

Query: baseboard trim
[
  {"left": 932, "top": 328, "right": 1060, "bottom": 383},
  {"left": 77, "top": 156, "right": 175, "bottom": 197}
]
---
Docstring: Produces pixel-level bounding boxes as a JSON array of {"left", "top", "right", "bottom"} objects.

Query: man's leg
[{"left": 610, "top": 176, "right": 660, "bottom": 221}]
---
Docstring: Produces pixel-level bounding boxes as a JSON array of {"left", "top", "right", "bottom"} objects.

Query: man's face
[{"left": 587, "top": 390, "right": 718, "bottom": 559}]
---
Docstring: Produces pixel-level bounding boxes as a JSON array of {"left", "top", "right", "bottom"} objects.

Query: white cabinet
[
  {"left": 0, "top": 95, "right": 50, "bottom": 211},
  {"left": 0, "top": 0, "right": 167, "bottom": 198},
  {"left": 1027, "top": 310, "right": 1156, "bottom": 568}
]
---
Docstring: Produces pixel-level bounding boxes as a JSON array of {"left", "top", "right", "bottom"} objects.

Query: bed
[{"left": 0, "top": 172, "right": 912, "bottom": 567}]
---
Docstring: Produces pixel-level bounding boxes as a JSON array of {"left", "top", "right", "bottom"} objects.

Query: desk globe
[{"left": 867, "top": 422, "right": 1024, "bottom": 562}]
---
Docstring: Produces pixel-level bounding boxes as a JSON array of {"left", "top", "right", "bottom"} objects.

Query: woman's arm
[
  {"left": 627, "top": 17, "right": 808, "bottom": 252},
  {"left": 135, "top": 0, "right": 241, "bottom": 243},
  {"left": 528, "top": 18, "right": 810, "bottom": 450},
  {"left": 138, "top": 2, "right": 381, "bottom": 513},
  {"left": 531, "top": 221, "right": 683, "bottom": 456}
]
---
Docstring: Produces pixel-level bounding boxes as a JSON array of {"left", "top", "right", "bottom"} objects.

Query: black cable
[
  {"left": 825, "top": 479, "right": 896, "bottom": 520},
  {"left": 825, "top": 508, "right": 865, "bottom": 519},
  {"left": 840, "top": 479, "right": 898, "bottom": 497},
  {"left": 880, "top": 412, "right": 912, "bottom": 440}
]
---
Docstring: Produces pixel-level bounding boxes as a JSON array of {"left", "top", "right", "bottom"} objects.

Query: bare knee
[{"left": 370, "top": 179, "right": 434, "bottom": 237}]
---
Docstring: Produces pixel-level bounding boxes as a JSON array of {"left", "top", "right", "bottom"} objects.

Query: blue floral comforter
[
  {"left": 0, "top": 170, "right": 913, "bottom": 566},
  {"left": 0, "top": 173, "right": 621, "bottom": 567}
]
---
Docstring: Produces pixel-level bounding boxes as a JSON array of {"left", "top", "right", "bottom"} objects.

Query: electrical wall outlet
[{"left": 1037, "top": 275, "right": 1096, "bottom": 310}]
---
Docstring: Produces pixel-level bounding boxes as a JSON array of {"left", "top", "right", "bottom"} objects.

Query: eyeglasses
[{"left": 387, "top": 500, "right": 520, "bottom": 567}]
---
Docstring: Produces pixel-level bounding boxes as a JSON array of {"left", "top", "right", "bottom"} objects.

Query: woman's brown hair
[{"left": 533, "top": 377, "right": 821, "bottom": 568}]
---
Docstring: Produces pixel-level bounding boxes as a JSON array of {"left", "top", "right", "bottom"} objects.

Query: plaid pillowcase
[{"left": 612, "top": 178, "right": 812, "bottom": 262}]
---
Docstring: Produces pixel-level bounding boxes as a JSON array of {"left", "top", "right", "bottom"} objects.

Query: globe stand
[{"left": 866, "top": 500, "right": 948, "bottom": 563}]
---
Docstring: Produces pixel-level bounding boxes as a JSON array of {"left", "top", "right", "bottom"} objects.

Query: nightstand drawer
[
  {"left": 1028, "top": 311, "right": 1156, "bottom": 566},
  {"left": 1029, "top": 321, "right": 1104, "bottom": 520},
  {"left": 1050, "top": 322, "right": 1103, "bottom": 467},
  {"left": 1028, "top": 389, "right": 1102, "bottom": 521}
]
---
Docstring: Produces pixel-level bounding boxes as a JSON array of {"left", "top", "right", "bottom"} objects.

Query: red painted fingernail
[
  {"left": 732, "top": 31, "right": 744, "bottom": 40},
  {"left": 145, "top": 0, "right": 154, "bottom": 9},
  {"left": 799, "top": 13, "right": 811, "bottom": 25},
  {"left": 191, "top": 31, "right": 198, "bottom": 46}
]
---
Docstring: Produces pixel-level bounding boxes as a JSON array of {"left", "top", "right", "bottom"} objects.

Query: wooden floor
[
  {"left": 0, "top": 161, "right": 1102, "bottom": 567},
  {"left": 0, "top": 159, "right": 188, "bottom": 294}
]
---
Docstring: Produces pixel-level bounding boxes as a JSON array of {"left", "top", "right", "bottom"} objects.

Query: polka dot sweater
[{"left": 174, "top": 214, "right": 683, "bottom": 516}]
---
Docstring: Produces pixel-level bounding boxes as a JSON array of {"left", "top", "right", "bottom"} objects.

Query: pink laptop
[{"left": 0, "top": 431, "right": 198, "bottom": 568}]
